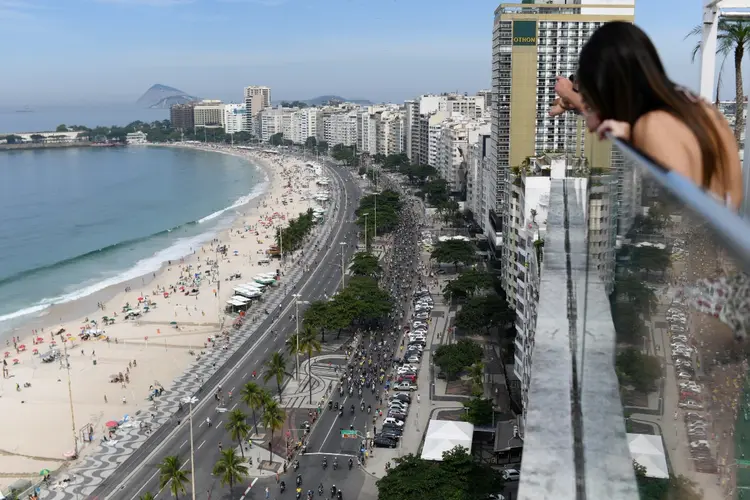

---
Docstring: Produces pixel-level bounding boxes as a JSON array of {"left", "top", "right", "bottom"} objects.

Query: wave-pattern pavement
[{"left": 39, "top": 166, "right": 343, "bottom": 500}]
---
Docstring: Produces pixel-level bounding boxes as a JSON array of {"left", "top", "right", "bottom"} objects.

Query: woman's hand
[{"left": 595, "top": 119, "right": 631, "bottom": 140}]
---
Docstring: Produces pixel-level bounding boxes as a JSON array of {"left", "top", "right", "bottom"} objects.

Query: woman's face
[{"left": 580, "top": 91, "right": 602, "bottom": 132}]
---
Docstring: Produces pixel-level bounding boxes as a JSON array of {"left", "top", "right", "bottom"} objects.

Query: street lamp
[
  {"left": 181, "top": 396, "right": 199, "bottom": 500},
  {"left": 339, "top": 241, "right": 347, "bottom": 293},
  {"left": 362, "top": 213, "right": 369, "bottom": 251},
  {"left": 291, "top": 294, "right": 309, "bottom": 380}
]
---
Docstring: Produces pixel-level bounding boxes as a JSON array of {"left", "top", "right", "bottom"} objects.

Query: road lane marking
[
  {"left": 111, "top": 164, "right": 354, "bottom": 496},
  {"left": 180, "top": 440, "right": 187, "bottom": 448},
  {"left": 197, "top": 439, "right": 206, "bottom": 450}
]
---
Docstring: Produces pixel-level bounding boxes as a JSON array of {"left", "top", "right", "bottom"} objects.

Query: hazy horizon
[{"left": 0, "top": 0, "right": 742, "bottom": 107}]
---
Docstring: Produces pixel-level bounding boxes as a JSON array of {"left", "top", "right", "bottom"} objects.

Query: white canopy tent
[
  {"left": 627, "top": 433, "right": 668, "bottom": 479},
  {"left": 420, "top": 420, "right": 474, "bottom": 461}
]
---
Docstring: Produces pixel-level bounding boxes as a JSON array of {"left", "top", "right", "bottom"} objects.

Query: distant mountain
[{"left": 136, "top": 84, "right": 199, "bottom": 109}]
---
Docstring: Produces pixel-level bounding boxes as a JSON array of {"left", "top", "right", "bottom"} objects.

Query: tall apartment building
[
  {"left": 289, "top": 108, "right": 320, "bottom": 144},
  {"left": 244, "top": 86, "right": 272, "bottom": 136},
  {"left": 435, "top": 116, "right": 491, "bottom": 193},
  {"left": 223, "top": 104, "right": 247, "bottom": 134},
  {"left": 427, "top": 111, "right": 452, "bottom": 168},
  {"left": 377, "top": 109, "right": 404, "bottom": 156},
  {"left": 467, "top": 133, "right": 493, "bottom": 227},
  {"left": 507, "top": 154, "right": 617, "bottom": 417},
  {"left": 170, "top": 102, "right": 196, "bottom": 130},
  {"left": 490, "top": 0, "right": 635, "bottom": 299},
  {"left": 322, "top": 109, "right": 359, "bottom": 147},
  {"left": 193, "top": 100, "right": 224, "bottom": 128}
]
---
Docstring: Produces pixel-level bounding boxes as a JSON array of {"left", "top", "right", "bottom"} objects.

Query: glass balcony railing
[{"left": 518, "top": 138, "right": 750, "bottom": 500}]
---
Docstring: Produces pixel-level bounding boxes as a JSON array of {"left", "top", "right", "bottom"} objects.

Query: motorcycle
[
  {"left": 333, "top": 459, "right": 338, "bottom": 470},
  {"left": 296, "top": 490, "right": 302, "bottom": 500},
  {"left": 350, "top": 405, "right": 355, "bottom": 415},
  {"left": 328, "top": 401, "right": 333, "bottom": 410},
  {"left": 322, "top": 458, "right": 328, "bottom": 469},
  {"left": 318, "top": 486, "right": 324, "bottom": 496},
  {"left": 280, "top": 482, "right": 286, "bottom": 493},
  {"left": 331, "top": 486, "right": 337, "bottom": 497},
  {"left": 293, "top": 460, "right": 300, "bottom": 471},
  {"left": 348, "top": 459, "right": 353, "bottom": 470},
  {"left": 338, "top": 408, "right": 343, "bottom": 418},
  {"left": 360, "top": 402, "right": 365, "bottom": 411},
  {"left": 296, "top": 475, "right": 302, "bottom": 486},
  {"left": 337, "top": 491, "right": 343, "bottom": 500}
]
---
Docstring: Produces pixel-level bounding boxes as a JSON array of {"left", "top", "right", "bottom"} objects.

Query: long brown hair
[{"left": 577, "top": 21, "right": 729, "bottom": 189}]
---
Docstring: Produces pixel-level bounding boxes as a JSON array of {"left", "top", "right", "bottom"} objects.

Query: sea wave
[{"left": 0, "top": 182, "right": 269, "bottom": 325}]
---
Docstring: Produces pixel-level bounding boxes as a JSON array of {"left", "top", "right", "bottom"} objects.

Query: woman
[{"left": 556, "top": 21, "right": 743, "bottom": 210}]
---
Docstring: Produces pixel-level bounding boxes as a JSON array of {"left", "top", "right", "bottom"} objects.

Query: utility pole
[
  {"left": 339, "top": 241, "right": 347, "bottom": 292},
  {"left": 293, "top": 293, "right": 301, "bottom": 379},
  {"left": 363, "top": 213, "right": 369, "bottom": 252},
  {"left": 62, "top": 338, "right": 78, "bottom": 457},
  {"left": 182, "top": 397, "right": 199, "bottom": 500}
]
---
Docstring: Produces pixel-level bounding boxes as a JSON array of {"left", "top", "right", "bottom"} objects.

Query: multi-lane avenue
[{"left": 86, "top": 160, "right": 363, "bottom": 500}]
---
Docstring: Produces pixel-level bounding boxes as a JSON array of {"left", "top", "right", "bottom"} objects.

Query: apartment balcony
[{"left": 518, "top": 138, "right": 750, "bottom": 500}]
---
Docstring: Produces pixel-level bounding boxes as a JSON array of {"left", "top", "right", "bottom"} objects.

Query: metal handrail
[{"left": 609, "top": 136, "right": 750, "bottom": 272}]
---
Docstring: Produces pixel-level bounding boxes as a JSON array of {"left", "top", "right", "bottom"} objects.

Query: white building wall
[{"left": 223, "top": 104, "right": 247, "bottom": 134}]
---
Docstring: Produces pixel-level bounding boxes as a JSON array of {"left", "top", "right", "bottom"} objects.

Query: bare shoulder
[{"left": 631, "top": 110, "right": 697, "bottom": 180}]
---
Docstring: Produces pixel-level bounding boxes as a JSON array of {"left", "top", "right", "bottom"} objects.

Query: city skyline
[{"left": 0, "top": 0, "right": 739, "bottom": 107}]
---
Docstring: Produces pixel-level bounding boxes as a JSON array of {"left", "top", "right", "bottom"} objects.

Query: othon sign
[{"left": 513, "top": 20, "right": 537, "bottom": 46}]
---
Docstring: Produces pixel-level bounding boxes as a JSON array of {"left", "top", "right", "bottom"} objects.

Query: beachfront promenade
[{"left": 32, "top": 157, "right": 360, "bottom": 499}]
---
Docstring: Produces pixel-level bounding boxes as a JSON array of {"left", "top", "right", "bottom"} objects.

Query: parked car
[
  {"left": 390, "top": 393, "right": 411, "bottom": 404},
  {"left": 381, "top": 424, "right": 403, "bottom": 435},
  {"left": 415, "top": 312, "right": 429, "bottom": 320},
  {"left": 397, "top": 366, "right": 418, "bottom": 375},
  {"left": 398, "top": 374, "right": 417, "bottom": 383},
  {"left": 501, "top": 469, "right": 520, "bottom": 481},
  {"left": 413, "top": 321, "right": 428, "bottom": 329},
  {"left": 374, "top": 436, "right": 397, "bottom": 448},
  {"left": 679, "top": 400, "right": 704, "bottom": 410},
  {"left": 379, "top": 429, "right": 401, "bottom": 440},
  {"left": 677, "top": 371, "right": 694, "bottom": 380},
  {"left": 383, "top": 417, "right": 405, "bottom": 427},
  {"left": 394, "top": 382, "right": 417, "bottom": 391},
  {"left": 404, "top": 355, "right": 421, "bottom": 364}
]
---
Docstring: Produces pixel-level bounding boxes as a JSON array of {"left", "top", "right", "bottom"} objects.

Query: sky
[{"left": 0, "top": 0, "right": 733, "bottom": 106}]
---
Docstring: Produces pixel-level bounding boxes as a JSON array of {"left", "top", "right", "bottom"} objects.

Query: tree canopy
[
  {"left": 431, "top": 239, "right": 478, "bottom": 272},
  {"left": 349, "top": 251, "right": 382, "bottom": 278},
  {"left": 433, "top": 339, "right": 483, "bottom": 381},
  {"left": 331, "top": 143, "right": 358, "bottom": 165},
  {"left": 634, "top": 461, "right": 701, "bottom": 500},
  {"left": 455, "top": 294, "right": 514, "bottom": 336},
  {"left": 334, "top": 276, "right": 392, "bottom": 324},
  {"left": 442, "top": 269, "right": 493, "bottom": 302},
  {"left": 376, "top": 447, "right": 503, "bottom": 500},
  {"left": 616, "top": 348, "right": 662, "bottom": 393},
  {"left": 276, "top": 208, "right": 316, "bottom": 253},
  {"left": 463, "top": 397, "right": 494, "bottom": 426},
  {"left": 355, "top": 190, "right": 402, "bottom": 241}
]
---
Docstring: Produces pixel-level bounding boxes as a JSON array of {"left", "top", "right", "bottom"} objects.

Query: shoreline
[
  {"left": 0, "top": 143, "right": 270, "bottom": 341},
  {"left": 0, "top": 144, "right": 321, "bottom": 489}
]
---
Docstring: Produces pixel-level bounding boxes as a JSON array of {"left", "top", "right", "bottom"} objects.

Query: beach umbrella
[
  {"left": 105, "top": 420, "right": 119, "bottom": 428},
  {"left": 39, "top": 469, "right": 50, "bottom": 476},
  {"left": 169, "top": 321, "right": 177, "bottom": 325},
  {"left": 18, "top": 344, "right": 25, "bottom": 349}
]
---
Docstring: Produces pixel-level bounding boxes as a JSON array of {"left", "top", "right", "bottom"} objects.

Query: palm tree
[
  {"left": 261, "top": 400, "right": 286, "bottom": 463},
  {"left": 157, "top": 455, "right": 190, "bottom": 500},
  {"left": 225, "top": 408, "right": 251, "bottom": 458},
  {"left": 286, "top": 333, "right": 302, "bottom": 379},
  {"left": 263, "top": 352, "right": 291, "bottom": 402},
  {"left": 212, "top": 448, "right": 249, "bottom": 499},
  {"left": 298, "top": 325, "right": 322, "bottom": 404},
  {"left": 240, "top": 381, "right": 264, "bottom": 437},
  {"left": 469, "top": 362, "right": 485, "bottom": 395},
  {"left": 688, "top": 20, "right": 750, "bottom": 142},
  {"left": 140, "top": 494, "right": 155, "bottom": 500}
]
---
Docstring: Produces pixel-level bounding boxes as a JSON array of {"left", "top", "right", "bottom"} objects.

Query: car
[
  {"left": 405, "top": 350, "right": 422, "bottom": 359},
  {"left": 398, "top": 374, "right": 417, "bottom": 383},
  {"left": 381, "top": 424, "right": 403, "bottom": 435},
  {"left": 679, "top": 400, "right": 704, "bottom": 410},
  {"left": 394, "top": 382, "right": 417, "bottom": 391},
  {"left": 407, "top": 343, "right": 425, "bottom": 351},
  {"left": 388, "top": 404, "right": 409, "bottom": 413},
  {"left": 680, "top": 382, "right": 702, "bottom": 392},
  {"left": 390, "top": 393, "right": 411, "bottom": 403},
  {"left": 409, "top": 339, "right": 427, "bottom": 346},
  {"left": 415, "top": 312, "right": 429, "bottom": 320},
  {"left": 404, "top": 355, "right": 421, "bottom": 363},
  {"left": 409, "top": 333, "right": 427, "bottom": 340},
  {"left": 413, "top": 321, "right": 428, "bottom": 328},
  {"left": 379, "top": 430, "right": 401, "bottom": 441},
  {"left": 677, "top": 371, "right": 694, "bottom": 380},
  {"left": 690, "top": 440, "right": 710, "bottom": 448},
  {"left": 397, "top": 366, "right": 418, "bottom": 375},
  {"left": 388, "top": 411, "right": 407, "bottom": 421},
  {"left": 501, "top": 469, "right": 520, "bottom": 481},
  {"left": 373, "top": 436, "right": 397, "bottom": 448},
  {"left": 383, "top": 417, "right": 405, "bottom": 427}
]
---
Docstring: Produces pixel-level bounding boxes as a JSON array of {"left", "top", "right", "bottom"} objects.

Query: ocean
[
  {"left": 0, "top": 105, "right": 169, "bottom": 134},
  {"left": 0, "top": 145, "right": 267, "bottom": 333}
]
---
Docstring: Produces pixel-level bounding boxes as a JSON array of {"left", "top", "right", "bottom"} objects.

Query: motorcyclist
[
  {"left": 331, "top": 485, "right": 337, "bottom": 496},
  {"left": 350, "top": 404, "right": 355, "bottom": 414},
  {"left": 337, "top": 490, "right": 343, "bottom": 500},
  {"left": 338, "top": 408, "right": 343, "bottom": 417},
  {"left": 295, "top": 487, "right": 302, "bottom": 499},
  {"left": 322, "top": 456, "right": 327, "bottom": 469},
  {"left": 360, "top": 401, "right": 365, "bottom": 411},
  {"left": 280, "top": 481, "right": 286, "bottom": 492},
  {"left": 367, "top": 405, "right": 371, "bottom": 413},
  {"left": 296, "top": 474, "right": 302, "bottom": 486},
  {"left": 294, "top": 460, "right": 300, "bottom": 470},
  {"left": 333, "top": 457, "right": 338, "bottom": 469},
  {"left": 348, "top": 458, "right": 353, "bottom": 470},
  {"left": 318, "top": 483, "right": 324, "bottom": 496},
  {"left": 205, "top": 417, "right": 211, "bottom": 427}
]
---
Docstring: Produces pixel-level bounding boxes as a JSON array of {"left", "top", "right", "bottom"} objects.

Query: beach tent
[
  {"left": 627, "top": 433, "right": 668, "bottom": 478},
  {"left": 420, "top": 420, "right": 474, "bottom": 461}
]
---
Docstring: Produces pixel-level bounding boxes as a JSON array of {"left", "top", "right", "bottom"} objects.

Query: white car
[
  {"left": 398, "top": 366, "right": 418, "bottom": 375},
  {"left": 413, "top": 321, "right": 428, "bottom": 329},
  {"left": 383, "top": 417, "right": 405, "bottom": 427},
  {"left": 501, "top": 469, "right": 520, "bottom": 481},
  {"left": 415, "top": 312, "right": 429, "bottom": 320},
  {"left": 679, "top": 400, "right": 704, "bottom": 410}
]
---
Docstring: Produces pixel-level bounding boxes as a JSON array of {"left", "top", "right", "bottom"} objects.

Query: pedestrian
[{"left": 417, "top": 393, "right": 421, "bottom": 403}]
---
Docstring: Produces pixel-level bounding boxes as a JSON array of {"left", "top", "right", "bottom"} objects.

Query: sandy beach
[{"left": 0, "top": 145, "right": 327, "bottom": 489}]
